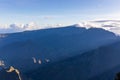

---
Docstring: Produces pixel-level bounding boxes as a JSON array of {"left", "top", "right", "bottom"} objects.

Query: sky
[{"left": 0, "top": 0, "right": 120, "bottom": 33}]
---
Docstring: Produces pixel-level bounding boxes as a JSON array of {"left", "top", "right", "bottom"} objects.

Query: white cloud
[
  {"left": 77, "top": 20, "right": 120, "bottom": 35},
  {"left": 0, "top": 22, "right": 41, "bottom": 33},
  {"left": 0, "top": 22, "right": 65, "bottom": 33}
]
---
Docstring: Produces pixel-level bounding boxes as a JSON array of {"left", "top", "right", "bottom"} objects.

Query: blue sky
[{"left": 0, "top": 0, "right": 120, "bottom": 26}]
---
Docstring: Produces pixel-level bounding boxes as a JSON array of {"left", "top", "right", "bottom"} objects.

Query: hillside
[{"left": 0, "top": 25, "right": 120, "bottom": 80}]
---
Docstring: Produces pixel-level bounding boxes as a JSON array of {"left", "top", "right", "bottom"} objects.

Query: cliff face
[{"left": 0, "top": 66, "right": 23, "bottom": 80}]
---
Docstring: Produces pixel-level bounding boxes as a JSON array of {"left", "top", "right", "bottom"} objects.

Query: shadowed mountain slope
[
  {"left": 26, "top": 41, "right": 120, "bottom": 80},
  {"left": 0, "top": 26, "right": 120, "bottom": 80}
]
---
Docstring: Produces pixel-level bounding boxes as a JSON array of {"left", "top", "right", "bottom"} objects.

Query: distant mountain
[{"left": 0, "top": 25, "right": 120, "bottom": 80}]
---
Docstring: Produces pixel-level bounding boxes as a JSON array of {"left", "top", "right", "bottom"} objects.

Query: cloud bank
[
  {"left": 1, "top": 20, "right": 120, "bottom": 35},
  {"left": 0, "top": 22, "right": 60, "bottom": 33},
  {"left": 76, "top": 20, "right": 120, "bottom": 35},
  {"left": 0, "top": 22, "right": 38, "bottom": 33}
]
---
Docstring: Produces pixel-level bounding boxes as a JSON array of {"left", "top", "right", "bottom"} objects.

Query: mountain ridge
[{"left": 0, "top": 25, "right": 120, "bottom": 80}]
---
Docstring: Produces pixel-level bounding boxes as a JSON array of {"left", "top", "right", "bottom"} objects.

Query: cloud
[
  {"left": 77, "top": 20, "right": 120, "bottom": 35},
  {"left": 0, "top": 22, "right": 41, "bottom": 33},
  {"left": 0, "top": 22, "right": 64, "bottom": 33}
]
